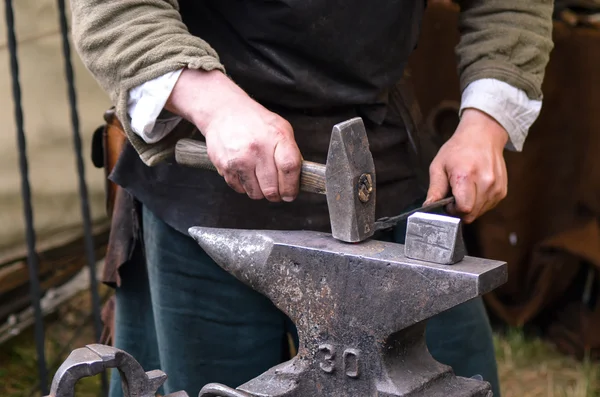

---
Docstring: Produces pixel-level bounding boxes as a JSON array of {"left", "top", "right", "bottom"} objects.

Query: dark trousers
[{"left": 109, "top": 205, "right": 501, "bottom": 397}]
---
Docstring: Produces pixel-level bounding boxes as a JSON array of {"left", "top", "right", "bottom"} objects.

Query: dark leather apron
[{"left": 109, "top": 0, "right": 430, "bottom": 237}]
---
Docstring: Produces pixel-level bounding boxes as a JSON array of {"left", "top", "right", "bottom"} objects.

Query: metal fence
[{"left": 3, "top": 0, "right": 106, "bottom": 394}]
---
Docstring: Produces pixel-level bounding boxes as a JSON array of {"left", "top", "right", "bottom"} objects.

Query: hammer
[{"left": 175, "top": 118, "right": 377, "bottom": 243}]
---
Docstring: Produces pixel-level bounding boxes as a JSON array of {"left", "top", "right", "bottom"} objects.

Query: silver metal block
[{"left": 404, "top": 212, "right": 466, "bottom": 265}]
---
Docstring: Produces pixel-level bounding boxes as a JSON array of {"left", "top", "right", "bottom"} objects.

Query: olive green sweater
[{"left": 70, "top": 0, "right": 554, "bottom": 166}]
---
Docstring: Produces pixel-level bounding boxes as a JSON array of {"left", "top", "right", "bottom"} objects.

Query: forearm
[
  {"left": 164, "top": 69, "right": 243, "bottom": 131},
  {"left": 455, "top": 0, "right": 554, "bottom": 100}
]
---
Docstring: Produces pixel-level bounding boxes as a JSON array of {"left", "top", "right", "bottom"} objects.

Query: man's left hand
[{"left": 424, "top": 108, "right": 509, "bottom": 224}]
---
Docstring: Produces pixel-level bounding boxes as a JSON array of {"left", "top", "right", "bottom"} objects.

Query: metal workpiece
[
  {"left": 325, "top": 117, "right": 376, "bottom": 243},
  {"left": 404, "top": 212, "right": 466, "bottom": 265},
  {"left": 45, "top": 344, "right": 188, "bottom": 397},
  {"left": 189, "top": 227, "right": 507, "bottom": 396}
]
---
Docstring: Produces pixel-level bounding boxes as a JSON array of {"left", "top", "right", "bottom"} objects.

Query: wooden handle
[
  {"left": 300, "top": 161, "right": 327, "bottom": 194},
  {"left": 175, "top": 139, "right": 327, "bottom": 194},
  {"left": 175, "top": 139, "right": 217, "bottom": 172}
]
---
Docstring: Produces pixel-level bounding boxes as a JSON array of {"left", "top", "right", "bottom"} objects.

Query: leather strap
[{"left": 102, "top": 108, "right": 128, "bottom": 218}]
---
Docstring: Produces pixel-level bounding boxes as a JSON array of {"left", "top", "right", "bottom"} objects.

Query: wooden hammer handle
[{"left": 175, "top": 139, "right": 327, "bottom": 195}]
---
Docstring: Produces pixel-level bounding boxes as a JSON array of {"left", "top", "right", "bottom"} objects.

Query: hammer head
[{"left": 326, "top": 118, "right": 376, "bottom": 243}]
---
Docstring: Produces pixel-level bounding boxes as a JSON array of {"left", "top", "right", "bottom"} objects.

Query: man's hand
[
  {"left": 166, "top": 69, "right": 302, "bottom": 202},
  {"left": 424, "top": 108, "right": 509, "bottom": 223}
]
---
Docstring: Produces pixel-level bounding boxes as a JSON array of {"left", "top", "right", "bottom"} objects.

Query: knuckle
[
  {"left": 450, "top": 173, "right": 469, "bottom": 186},
  {"left": 271, "top": 116, "right": 293, "bottom": 136},
  {"left": 247, "top": 189, "right": 264, "bottom": 200},
  {"left": 492, "top": 187, "right": 504, "bottom": 200},
  {"left": 235, "top": 170, "right": 250, "bottom": 186},
  {"left": 490, "top": 182, "right": 507, "bottom": 201},
  {"left": 280, "top": 161, "right": 301, "bottom": 175},
  {"left": 466, "top": 166, "right": 478, "bottom": 177},
  {"left": 480, "top": 173, "right": 496, "bottom": 188},
  {"left": 449, "top": 166, "right": 475, "bottom": 183},
  {"left": 278, "top": 158, "right": 302, "bottom": 175},
  {"left": 457, "top": 201, "right": 474, "bottom": 214},
  {"left": 246, "top": 140, "right": 261, "bottom": 155},
  {"left": 226, "top": 156, "right": 251, "bottom": 172},
  {"left": 262, "top": 188, "right": 280, "bottom": 202},
  {"left": 429, "top": 161, "right": 442, "bottom": 174}
]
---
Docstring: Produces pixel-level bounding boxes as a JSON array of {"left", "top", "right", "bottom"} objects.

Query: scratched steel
[
  {"left": 325, "top": 117, "right": 376, "bottom": 243},
  {"left": 190, "top": 227, "right": 506, "bottom": 396},
  {"left": 45, "top": 344, "right": 187, "bottom": 397},
  {"left": 404, "top": 212, "right": 466, "bottom": 265}
]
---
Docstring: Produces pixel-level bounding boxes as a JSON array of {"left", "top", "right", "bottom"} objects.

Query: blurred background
[{"left": 0, "top": 0, "right": 599, "bottom": 396}]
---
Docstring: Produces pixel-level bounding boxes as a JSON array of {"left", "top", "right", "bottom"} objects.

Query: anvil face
[{"left": 189, "top": 228, "right": 506, "bottom": 396}]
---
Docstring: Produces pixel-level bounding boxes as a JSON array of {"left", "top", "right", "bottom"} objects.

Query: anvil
[{"left": 190, "top": 225, "right": 507, "bottom": 397}]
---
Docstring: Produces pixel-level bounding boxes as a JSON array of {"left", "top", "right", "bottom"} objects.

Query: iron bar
[
  {"left": 55, "top": 0, "right": 108, "bottom": 394},
  {"left": 3, "top": 0, "right": 48, "bottom": 393}
]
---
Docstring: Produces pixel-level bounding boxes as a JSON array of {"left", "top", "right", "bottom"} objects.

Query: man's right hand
[{"left": 165, "top": 69, "right": 302, "bottom": 202}]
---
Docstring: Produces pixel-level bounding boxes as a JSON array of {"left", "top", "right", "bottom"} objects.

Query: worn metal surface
[
  {"left": 189, "top": 227, "right": 506, "bottom": 396},
  {"left": 325, "top": 117, "right": 376, "bottom": 242},
  {"left": 44, "top": 344, "right": 188, "bottom": 397},
  {"left": 404, "top": 212, "right": 466, "bottom": 265}
]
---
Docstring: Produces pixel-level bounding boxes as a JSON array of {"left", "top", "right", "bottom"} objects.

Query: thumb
[{"left": 424, "top": 162, "right": 449, "bottom": 205}]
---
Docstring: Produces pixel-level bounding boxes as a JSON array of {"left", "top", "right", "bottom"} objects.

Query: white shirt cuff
[
  {"left": 127, "top": 68, "right": 184, "bottom": 144},
  {"left": 460, "top": 79, "right": 542, "bottom": 152}
]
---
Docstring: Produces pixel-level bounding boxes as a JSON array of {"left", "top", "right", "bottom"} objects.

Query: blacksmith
[{"left": 70, "top": 1, "right": 554, "bottom": 396}]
